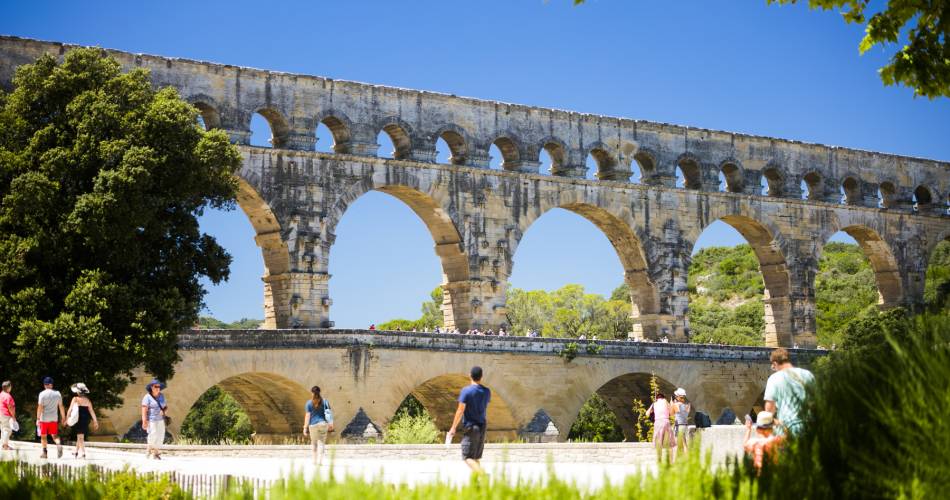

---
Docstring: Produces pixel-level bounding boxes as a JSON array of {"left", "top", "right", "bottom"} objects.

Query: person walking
[
  {"left": 671, "top": 387, "right": 691, "bottom": 458},
  {"left": 302, "top": 385, "right": 334, "bottom": 466},
  {"left": 37, "top": 377, "right": 65, "bottom": 459},
  {"left": 647, "top": 392, "right": 673, "bottom": 459},
  {"left": 764, "top": 347, "right": 815, "bottom": 436},
  {"left": 1, "top": 381, "right": 15, "bottom": 451},
  {"left": 447, "top": 366, "right": 491, "bottom": 474},
  {"left": 141, "top": 379, "right": 168, "bottom": 460},
  {"left": 67, "top": 383, "right": 98, "bottom": 459}
]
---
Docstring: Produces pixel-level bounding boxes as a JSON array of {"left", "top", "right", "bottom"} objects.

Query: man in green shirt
[{"left": 764, "top": 348, "right": 814, "bottom": 436}]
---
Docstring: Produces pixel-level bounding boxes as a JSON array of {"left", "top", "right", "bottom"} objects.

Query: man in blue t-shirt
[{"left": 447, "top": 366, "right": 491, "bottom": 473}]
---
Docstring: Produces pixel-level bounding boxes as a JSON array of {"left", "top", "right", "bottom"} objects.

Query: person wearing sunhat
[
  {"left": 37, "top": 376, "right": 66, "bottom": 459},
  {"left": 743, "top": 410, "right": 785, "bottom": 472},
  {"left": 671, "top": 387, "right": 691, "bottom": 458},
  {"left": 141, "top": 379, "right": 168, "bottom": 460},
  {"left": 67, "top": 383, "right": 98, "bottom": 459}
]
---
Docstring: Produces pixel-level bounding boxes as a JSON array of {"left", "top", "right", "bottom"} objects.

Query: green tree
[
  {"left": 179, "top": 385, "right": 253, "bottom": 444},
  {"left": 567, "top": 393, "right": 625, "bottom": 442},
  {"left": 0, "top": 49, "right": 241, "bottom": 408},
  {"left": 378, "top": 286, "right": 442, "bottom": 331}
]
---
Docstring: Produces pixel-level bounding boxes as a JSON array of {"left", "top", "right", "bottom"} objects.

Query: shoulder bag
[{"left": 66, "top": 401, "right": 79, "bottom": 426}]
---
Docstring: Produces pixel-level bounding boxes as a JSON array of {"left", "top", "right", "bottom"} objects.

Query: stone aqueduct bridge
[
  {"left": 3, "top": 36, "right": 950, "bottom": 348},
  {"left": 99, "top": 331, "right": 816, "bottom": 443}
]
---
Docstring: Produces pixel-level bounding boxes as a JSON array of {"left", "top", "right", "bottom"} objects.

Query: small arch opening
[
  {"left": 761, "top": 167, "right": 784, "bottom": 197},
  {"left": 437, "top": 130, "right": 467, "bottom": 165},
  {"left": 378, "top": 123, "right": 412, "bottom": 160},
  {"left": 541, "top": 142, "right": 565, "bottom": 175},
  {"left": 588, "top": 148, "right": 619, "bottom": 181},
  {"left": 914, "top": 185, "right": 933, "bottom": 211},
  {"left": 249, "top": 113, "right": 274, "bottom": 148},
  {"left": 676, "top": 158, "right": 702, "bottom": 190},
  {"left": 801, "top": 171, "right": 823, "bottom": 200},
  {"left": 316, "top": 116, "right": 351, "bottom": 153},
  {"left": 193, "top": 103, "right": 221, "bottom": 130},
  {"left": 249, "top": 109, "right": 290, "bottom": 148},
  {"left": 493, "top": 137, "right": 520, "bottom": 170},
  {"left": 879, "top": 182, "right": 897, "bottom": 209},
  {"left": 634, "top": 152, "right": 656, "bottom": 184},
  {"left": 842, "top": 177, "right": 861, "bottom": 205},
  {"left": 316, "top": 122, "right": 334, "bottom": 153},
  {"left": 720, "top": 163, "right": 744, "bottom": 193}
]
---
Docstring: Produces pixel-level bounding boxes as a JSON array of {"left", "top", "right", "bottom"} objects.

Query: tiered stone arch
[
  {"left": 233, "top": 177, "right": 292, "bottom": 329},
  {"left": 322, "top": 171, "right": 472, "bottom": 330},
  {"left": 687, "top": 209, "right": 795, "bottom": 347},
  {"left": 508, "top": 191, "right": 662, "bottom": 339},
  {"left": 817, "top": 221, "right": 904, "bottom": 309}
]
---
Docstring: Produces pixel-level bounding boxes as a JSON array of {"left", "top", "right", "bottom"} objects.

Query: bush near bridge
[{"left": 0, "top": 48, "right": 241, "bottom": 409}]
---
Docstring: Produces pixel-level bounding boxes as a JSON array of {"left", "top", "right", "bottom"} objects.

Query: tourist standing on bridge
[
  {"left": 303, "top": 385, "right": 334, "bottom": 466},
  {"left": 67, "top": 383, "right": 98, "bottom": 459},
  {"left": 141, "top": 379, "right": 168, "bottom": 460},
  {"left": 764, "top": 348, "right": 814, "bottom": 437},
  {"left": 671, "top": 388, "right": 691, "bottom": 458},
  {"left": 447, "top": 366, "right": 491, "bottom": 474},
  {"left": 37, "top": 376, "right": 65, "bottom": 459},
  {"left": 647, "top": 392, "right": 674, "bottom": 459},
  {"left": 1, "top": 380, "right": 15, "bottom": 451}
]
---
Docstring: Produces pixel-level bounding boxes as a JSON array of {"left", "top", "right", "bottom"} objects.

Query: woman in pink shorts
[{"left": 648, "top": 392, "right": 674, "bottom": 457}]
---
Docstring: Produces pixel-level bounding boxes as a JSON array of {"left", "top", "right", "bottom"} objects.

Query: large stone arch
[
  {"left": 583, "top": 372, "right": 677, "bottom": 441},
  {"left": 324, "top": 172, "right": 472, "bottom": 330},
  {"left": 231, "top": 176, "right": 292, "bottom": 329},
  {"left": 388, "top": 373, "right": 519, "bottom": 442},
  {"left": 818, "top": 223, "right": 904, "bottom": 308},
  {"left": 689, "top": 212, "right": 794, "bottom": 347},
  {"left": 547, "top": 357, "right": 770, "bottom": 441},
  {"left": 510, "top": 197, "right": 662, "bottom": 339}
]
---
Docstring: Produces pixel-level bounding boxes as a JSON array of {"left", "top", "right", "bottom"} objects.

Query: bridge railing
[{"left": 181, "top": 328, "right": 824, "bottom": 362}]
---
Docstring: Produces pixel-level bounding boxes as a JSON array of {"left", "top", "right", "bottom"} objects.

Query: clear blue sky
[{"left": 5, "top": 1, "right": 949, "bottom": 326}]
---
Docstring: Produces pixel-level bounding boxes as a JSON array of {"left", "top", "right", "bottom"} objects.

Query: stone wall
[{"left": 2, "top": 36, "right": 949, "bottom": 346}]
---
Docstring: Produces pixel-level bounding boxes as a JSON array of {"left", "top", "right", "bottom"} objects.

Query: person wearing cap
[
  {"left": 141, "top": 379, "right": 168, "bottom": 459},
  {"left": 37, "top": 376, "right": 66, "bottom": 459},
  {"left": 447, "top": 366, "right": 491, "bottom": 474},
  {"left": 1, "top": 380, "right": 15, "bottom": 451},
  {"left": 671, "top": 388, "right": 691, "bottom": 458},
  {"left": 67, "top": 383, "right": 98, "bottom": 459},
  {"left": 743, "top": 410, "right": 785, "bottom": 472}
]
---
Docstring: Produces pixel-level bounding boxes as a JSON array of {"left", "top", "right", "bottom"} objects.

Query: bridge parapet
[{"left": 181, "top": 329, "right": 825, "bottom": 363}]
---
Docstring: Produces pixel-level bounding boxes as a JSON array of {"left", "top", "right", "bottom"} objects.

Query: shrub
[
  {"left": 764, "top": 313, "right": 950, "bottom": 499},
  {"left": 384, "top": 408, "right": 440, "bottom": 444}
]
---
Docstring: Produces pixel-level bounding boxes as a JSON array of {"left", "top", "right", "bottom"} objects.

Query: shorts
[
  {"left": 460, "top": 424, "right": 485, "bottom": 460},
  {"left": 39, "top": 421, "right": 58, "bottom": 436}
]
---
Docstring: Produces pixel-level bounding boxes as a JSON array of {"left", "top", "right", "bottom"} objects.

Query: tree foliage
[
  {"left": 197, "top": 317, "right": 263, "bottom": 329},
  {"left": 0, "top": 48, "right": 241, "bottom": 408},
  {"left": 179, "top": 385, "right": 253, "bottom": 444},
  {"left": 567, "top": 393, "right": 624, "bottom": 442},
  {"left": 385, "top": 395, "right": 440, "bottom": 444},
  {"left": 378, "top": 286, "right": 443, "bottom": 331},
  {"left": 770, "top": 0, "right": 950, "bottom": 99},
  {"left": 506, "top": 284, "right": 632, "bottom": 338}
]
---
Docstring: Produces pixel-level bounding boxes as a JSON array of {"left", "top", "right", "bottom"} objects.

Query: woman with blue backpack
[{"left": 302, "top": 385, "right": 334, "bottom": 466}]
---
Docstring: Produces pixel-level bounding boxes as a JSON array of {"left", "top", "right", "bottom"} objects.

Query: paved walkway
[{"left": 2, "top": 441, "right": 654, "bottom": 490}]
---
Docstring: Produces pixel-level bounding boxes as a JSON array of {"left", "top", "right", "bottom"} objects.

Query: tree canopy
[{"left": 0, "top": 48, "right": 241, "bottom": 408}]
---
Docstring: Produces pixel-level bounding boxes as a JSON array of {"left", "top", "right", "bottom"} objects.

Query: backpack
[{"left": 695, "top": 411, "right": 712, "bottom": 428}]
